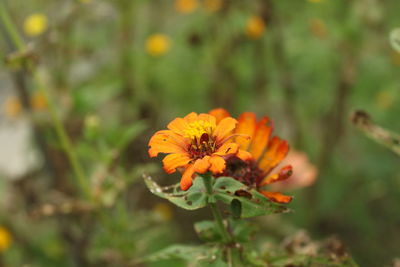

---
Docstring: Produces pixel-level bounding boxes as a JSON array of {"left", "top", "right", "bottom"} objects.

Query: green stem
[
  {"left": 202, "top": 174, "right": 231, "bottom": 243},
  {"left": 0, "top": 3, "right": 24, "bottom": 50},
  {"left": 0, "top": 3, "right": 90, "bottom": 199}
]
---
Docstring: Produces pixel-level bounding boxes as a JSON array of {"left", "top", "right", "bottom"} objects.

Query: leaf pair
[{"left": 143, "top": 174, "right": 289, "bottom": 218}]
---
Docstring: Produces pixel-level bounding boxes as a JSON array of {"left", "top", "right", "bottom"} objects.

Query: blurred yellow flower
[
  {"left": 175, "top": 0, "right": 198, "bottom": 14},
  {"left": 308, "top": 0, "right": 324, "bottom": 3},
  {"left": 30, "top": 91, "right": 48, "bottom": 111},
  {"left": 0, "top": 226, "right": 12, "bottom": 252},
  {"left": 145, "top": 34, "right": 171, "bottom": 57},
  {"left": 153, "top": 203, "right": 173, "bottom": 221},
  {"left": 203, "top": 0, "right": 223, "bottom": 13},
  {"left": 375, "top": 90, "right": 395, "bottom": 110},
  {"left": 4, "top": 97, "right": 22, "bottom": 118},
  {"left": 23, "top": 13, "right": 48, "bottom": 37},
  {"left": 309, "top": 18, "right": 328, "bottom": 38},
  {"left": 84, "top": 114, "right": 100, "bottom": 129},
  {"left": 246, "top": 16, "right": 266, "bottom": 39}
]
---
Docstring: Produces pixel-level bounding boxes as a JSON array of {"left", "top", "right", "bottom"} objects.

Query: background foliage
[{"left": 0, "top": 0, "right": 399, "bottom": 266}]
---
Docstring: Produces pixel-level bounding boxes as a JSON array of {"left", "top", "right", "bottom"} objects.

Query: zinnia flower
[
  {"left": 209, "top": 108, "right": 293, "bottom": 203},
  {"left": 23, "top": 13, "right": 48, "bottom": 37},
  {"left": 148, "top": 112, "right": 250, "bottom": 191}
]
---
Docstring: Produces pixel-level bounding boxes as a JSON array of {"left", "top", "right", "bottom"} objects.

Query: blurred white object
[{"left": 0, "top": 74, "right": 40, "bottom": 180}]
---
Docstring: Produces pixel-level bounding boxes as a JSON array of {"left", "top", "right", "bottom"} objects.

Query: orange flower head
[
  {"left": 245, "top": 16, "right": 266, "bottom": 39},
  {"left": 4, "top": 97, "right": 22, "bottom": 118},
  {"left": 148, "top": 112, "right": 249, "bottom": 191},
  {"left": 209, "top": 108, "right": 293, "bottom": 203},
  {"left": 203, "top": 0, "right": 223, "bottom": 13},
  {"left": 309, "top": 18, "right": 328, "bottom": 39},
  {"left": 175, "top": 0, "right": 198, "bottom": 14}
]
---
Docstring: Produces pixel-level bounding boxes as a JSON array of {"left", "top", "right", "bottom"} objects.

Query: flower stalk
[
  {"left": 202, "top": 173, "right": 232, "bottom": 244},
  {"left": 0, "top": 3, "right": 90, "bottom": 199}
]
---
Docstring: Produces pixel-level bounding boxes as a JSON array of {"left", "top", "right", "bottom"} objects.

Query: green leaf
[
  {"left": 143, "top": 244, "right": 226, "bottom": 266},
  {"left": 194, "top": 220, "right": 222, "bottom": 242},
  {"left": 229, "top": 219, "right": 258, "bottom": 243},
  {"left": 213, "top": 177, "right": 289, "bottom": 218},
  {"left": 143, "top": 174, "right": 208, "bottom": 210},
  {"left": 230, "top": 199, "right": 242, "bottom": 219},
  {"left": 390, "top": 28, "right": 400, "bottom": 52}
]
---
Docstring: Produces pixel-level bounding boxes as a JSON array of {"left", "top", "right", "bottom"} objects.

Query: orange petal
[
  {"left": 260, "top": 191, "right": 292, "bottom": 203},
  {"left": 183, "top": 112, "right": 198, "bottom": 123},
  {"left": 209, "top": 108, "right": 230, "bottom": 124},
  {"left": 259, "top": 165, "right": 293, "bottom": 186},
  {"left": 181, "top": 164, "right": 195, "bottom": 191},
  {"left": 235, "top": 112, "right": 256, "bottom": 150},
  {"left": 167, "top": 118, "right": 190, "bottom": 136},
  {"left": 237, "top": 149, "right": 253, "bottom": 161},
  {"left": 213, "top": 117, "right": 238, "bottom": 144},
  {"left": 249, "top": 117, "right": 272, "bottom": 160},
  {"left": 209, "top": 156, "right": 226, "bottom": 174},
  {"left": 258, "top": 137, "right": 289, "bottom": 174},
  {"left": 213, "top": 142, "right": 239, "bottom": 156},
  {"left": 193, "top": 156, "right": 211, "bottom": 173},
  {"left": 148, "top": 130, "right": 187, "bottom": 157},
  {"left": 162, "top": 153, "right": 192, "bottom": 174}
]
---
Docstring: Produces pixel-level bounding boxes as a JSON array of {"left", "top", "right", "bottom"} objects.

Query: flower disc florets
[{"left": 184, "top": 121, "right": 217, "bottom": 158}]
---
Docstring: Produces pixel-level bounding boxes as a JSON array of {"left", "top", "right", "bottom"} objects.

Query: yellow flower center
[
  {"left": 183, "top": 120, "right": 214, "bottom": 141},
  {"left": 183, "top": 120, "right": 216, "bottom": 158}
]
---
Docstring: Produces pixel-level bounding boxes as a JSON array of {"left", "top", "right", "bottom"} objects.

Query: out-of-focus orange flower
[
  {"left": 4, "top": 97, "right": 22, "bottom": 118},
  {"left": 272, "top": 151, "right": 317, "bottom": 190},
  {"left": 245, "top": 16, "right": 266, "bottom": 39},
  {"left": 0, "top": 226, "right": 12, "bottom": 252},
  {"left": 203, "top": 0, "right": 223, "bottom": 13},
  {"left": 30, "top": 91, "right": 48, "bottom": 111},
  {"left": 148, "top": 112, "right": 250, "bottom": 190},
  {"left": 308, "top": 0, "right": 324, "bottom": 3},
  {"left": 309, "top": 18, "right": 328, "bottom": 39},
  {"left": 175, "top": 0, "right": 198, "bottom": 14},
  {"left": 23, "top": 13, "right": 48, "bottom": 37},
  {"left": 145, "top": 34, "right": 171, "bottom": 57},
  {"left": 209, "top": 108, "right": 293, "bottom": 203}
]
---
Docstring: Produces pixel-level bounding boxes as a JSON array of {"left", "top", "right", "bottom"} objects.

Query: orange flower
[
  {"left": 245, "top": 16, "right": 266, "bottom": 39},
  {"left": 309, "top": 18, "right": 328, "bottom": 39},
  {"left": 175, "top": 0, "right": 198, "bottom": 14},
  {"left": 148, "top": 112, "right": 250, "bottom": 191},
  {"left": 4, "top": 97, "right": 22, "bottom": 118},
  {"left": 209, "top": 108, "right": 293, "bottom": 203},
  {"left": 203, "top": 0, "right": 223, "bottom": 13}
]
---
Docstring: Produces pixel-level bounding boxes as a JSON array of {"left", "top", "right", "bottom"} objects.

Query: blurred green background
[{"left": 0, "top": 0, "right": 399, "bottom": 266}]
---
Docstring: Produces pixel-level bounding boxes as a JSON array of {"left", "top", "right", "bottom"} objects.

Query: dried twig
[{"left": 351, "top": 110, "right": 400, "bottom": 156}]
